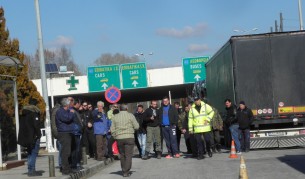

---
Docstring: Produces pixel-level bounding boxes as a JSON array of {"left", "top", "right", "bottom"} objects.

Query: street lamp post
[
  {"left": 135, "top": 52, "right": 153, "bottom": 61},
  {"left": 34, "top": 0, "right": 55, "bottom": 152},
  {"left": 299, "top": 0, "right": 304, "bottom": 30}
]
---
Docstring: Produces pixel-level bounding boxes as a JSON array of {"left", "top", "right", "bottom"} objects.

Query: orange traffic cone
[{"left": 229, "top": 140, "right": 239, "bottom": 158}]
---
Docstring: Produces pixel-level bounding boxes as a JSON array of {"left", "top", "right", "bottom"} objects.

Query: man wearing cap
[
  {"left": 188, "top": 97, "right": 214, "bottom": 160},
  {"left": 237, "top": 101, "right": 253, "bottom": 152}
]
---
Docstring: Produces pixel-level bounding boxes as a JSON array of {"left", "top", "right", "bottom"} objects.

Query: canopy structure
[
  {"left": 0, "top": 56, "right": 23, "bottom": 68},
  {"left": 0, "top": 55, "right": 24, "bottom": 165}
]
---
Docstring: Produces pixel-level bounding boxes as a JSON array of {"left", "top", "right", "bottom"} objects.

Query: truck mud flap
[{"left": 250, "top": 135, "right": 305, "bottom": 149}]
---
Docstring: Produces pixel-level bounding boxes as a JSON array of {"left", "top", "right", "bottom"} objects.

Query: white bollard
[{"left": 53, "top": 139, "right": 57, "bottom": 152}]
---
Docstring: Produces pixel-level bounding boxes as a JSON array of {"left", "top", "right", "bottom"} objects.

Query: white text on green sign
[
  {"left": 121, "top": 62, "right": 148, "bottom": 89},
  {"left": 183, "top": 56, "right": 209, "bottom": 83},
  {"left": 87, "top": 65, "right": 120, "bottom": 92}
]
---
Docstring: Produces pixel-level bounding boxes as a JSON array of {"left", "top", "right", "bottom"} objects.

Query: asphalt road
[{"left": 89, "top": 143, "right": 305, "bottom": 179}]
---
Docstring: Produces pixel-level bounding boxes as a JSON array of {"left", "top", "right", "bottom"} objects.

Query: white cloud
[
  {"left": 187, "top": 44, "right": 209, "bottom": 53},
  {"left": 156, "top": 23, "right": 208, "bottom": 38},
  {"left": 49, "top": 35, "right": 74, "bottom": 47}
]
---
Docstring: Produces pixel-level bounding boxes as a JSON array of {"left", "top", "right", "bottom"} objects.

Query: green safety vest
[{"left": 188, "top": 101, "right": 214, "bottom": 133}]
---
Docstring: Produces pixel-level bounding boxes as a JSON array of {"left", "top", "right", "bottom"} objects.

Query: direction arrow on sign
[
  {"left": 132, "top": 80, "right": 138, "bottom": 87},
  {"left": 194, "top": 74, "right": 201, "bottom": 81},
  {"left": 102, "top": 83, "right": 108, "bottom": 90}
]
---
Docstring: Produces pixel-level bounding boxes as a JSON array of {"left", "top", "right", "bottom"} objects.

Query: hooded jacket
[{"left": 18, "top": 105, "right": 41, "bottom": 148}]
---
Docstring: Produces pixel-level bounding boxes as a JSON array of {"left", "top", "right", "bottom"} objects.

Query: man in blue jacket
[
  {"left": 56, "top": 98, "right": 76, "bottom": 175},
  {"left": 92, "top": 101, "right": 111, "bottom": 161},
  {"left": 158, "top": 96, "right": 180, "bottom": 159}
]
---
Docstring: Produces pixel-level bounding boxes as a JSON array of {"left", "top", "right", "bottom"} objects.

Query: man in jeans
[
  {"left": 237, "top": 101, "right": 253, "bottom": 152},
  {"left": 111, "top": 104, "right": 139, "bottom": 177},
  {"left": 158, "top": 96, "right": 180, "bottom": 159},
  {"left": 134, "top": 104, "right": 146, "bottom": 158},
  {"left": 225, "top": 99, "right": 241, "bottom": 154},
  {"left": 142, "top": 100, "right": 162, "bottom": 160},
  {"left": 18, "top": 98, "right": 42, "bottom": 177}
]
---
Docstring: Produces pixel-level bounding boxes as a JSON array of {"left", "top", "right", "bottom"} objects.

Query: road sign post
[
  {"left": 105, "top": 87, "right": 121, "bottom": 104},
  {"left": 87, "top": 65, "right": 120, "bottom": 92},
  {"left": 121, "top": 62, "right": 148, "bottom": 89},
  {"left": 183, "top": 56, "right": 209, "bottom": 83}
]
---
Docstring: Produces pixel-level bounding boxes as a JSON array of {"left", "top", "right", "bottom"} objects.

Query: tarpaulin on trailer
[
  {"left": 206, "top": 31, "right": 305, "bottom": 115},
  {"left": 206, "top": 42, "right": 235, "bottom": 113}
]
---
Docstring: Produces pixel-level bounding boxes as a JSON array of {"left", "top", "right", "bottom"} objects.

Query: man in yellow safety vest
[{"left": 188, "top": 97, "right": 214, "bottom": 160}]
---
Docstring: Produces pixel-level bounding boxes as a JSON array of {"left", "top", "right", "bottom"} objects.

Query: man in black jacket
[
  {"left": 142, "top": 100, "right": 162, "bottom": 160},
  {"left": 18, "top": 98, "right": 42, "bottom": 177},
  {"left": 158, "top": 96, "right": 179, "bottom": 159},
  {"left": 181, "top": 104, "right": 197, "bottom": 156},
  {"left": 51, "top": 102, "right": 61, "bottom": 171},
  {"left": 225, "top": 99, "right": 241, "bottom": 154},
  {"left": 134, "top": 104, "right": 146, "bottom": 158},
  {"left": 237, "top": 101, "right": 253, "bottom": 152},
  {"left": 81, "top": 101, "right": 95, "bottom": 159}
]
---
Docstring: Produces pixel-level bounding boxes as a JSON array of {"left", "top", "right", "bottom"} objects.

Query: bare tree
[
  {"left": 94, "top": 53, "right": 140, "bottom": 65},
  {"left": 56, "top": 46, "right": 82, "bottom": 76},
  {"left": 27, "top": 46, "right": 82, "bottom": 79}
]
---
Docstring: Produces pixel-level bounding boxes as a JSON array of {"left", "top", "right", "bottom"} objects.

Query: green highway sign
[
  {"left": 87, "top": 65, "right": 120, "bottom": 92},
  {"left": 183, "top": 56, "right": 209, "bottom": 83},
  {"left": 121, "top": 62, "right": 148, "bottom": 89}
]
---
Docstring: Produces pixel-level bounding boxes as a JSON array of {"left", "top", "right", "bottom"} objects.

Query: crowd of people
[{"left": 17, "top": 95, "right": 254, "bottom": 177}]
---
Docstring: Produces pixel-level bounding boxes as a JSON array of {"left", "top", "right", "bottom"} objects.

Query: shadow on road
[
  {"left": 22, "top": 170, "right": 46, "bottom": 175},
  {"left": 277, "top": 155, "right": 305, "bottom": 174},
  {"left": 110, "top": 170, "right": 136, "bottom": 177}
]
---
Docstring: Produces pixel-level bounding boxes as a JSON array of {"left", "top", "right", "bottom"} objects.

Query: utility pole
[
  {"left": 280, "top": 12, "right": 284, "bottom": 32},
  {"left": 275, "top": 20, "right": 279, "bottom": 32},
  {"left": 34, "top": 0, "right": 55, "bottom": 152},
  {"left": 299, "top": 0, "right": 304, "bottom": 30}
]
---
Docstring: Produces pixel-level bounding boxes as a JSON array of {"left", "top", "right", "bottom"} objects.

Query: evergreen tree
[{"left": 0, "top": 7, "right": 45, "bottom": 158}]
